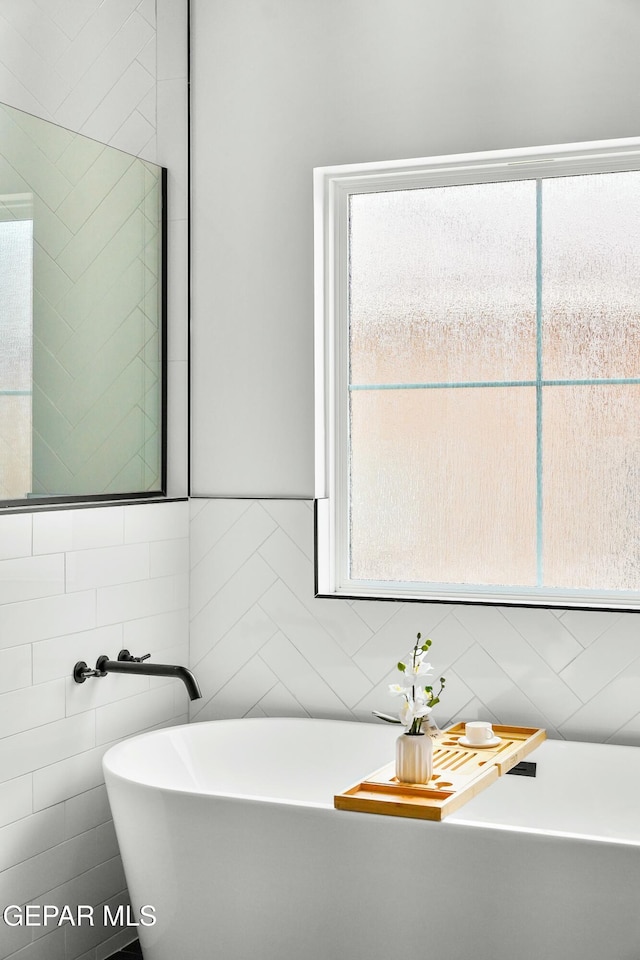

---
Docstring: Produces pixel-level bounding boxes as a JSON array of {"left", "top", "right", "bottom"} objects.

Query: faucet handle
[{"left": 117, "top": 649, "right": 151, "bottom": 663}]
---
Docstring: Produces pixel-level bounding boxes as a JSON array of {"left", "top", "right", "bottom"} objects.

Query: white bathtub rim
[
  {"left": 102, "top": 716, "right": 395, "bottom": 809},
  {"left": 102, "top": 717, "right": 640, "bottom": 848}
]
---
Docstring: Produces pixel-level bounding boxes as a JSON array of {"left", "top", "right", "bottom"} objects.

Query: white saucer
[{"left": 458, "top": 735, "right": 501, "bottom": 749}]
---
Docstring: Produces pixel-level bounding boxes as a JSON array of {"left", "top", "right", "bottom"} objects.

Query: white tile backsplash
[
  {"left": 0, "top": 554, "right": 64, "bottom": 604},
  {"left": 0, "top": 499, "right": 189, "bottom": 960},
  {"left": 33, "top": 505, "right": 125, "bottom": 555},
  {"left": 0, "top": 512, "right": 32, "bottom": 560},
  {"left": 0, "top": 644, "right": 32, "bottom": 693},
  {"left": 66, "top": 542, "right": 150, "bottom": 592}
]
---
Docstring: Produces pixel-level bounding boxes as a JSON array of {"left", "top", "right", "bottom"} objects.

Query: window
[{"left": 315, "top": 139, "right": 640, "bottom": 610}]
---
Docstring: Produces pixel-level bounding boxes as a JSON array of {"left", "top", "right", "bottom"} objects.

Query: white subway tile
[
  {"left": 34, "top": 745, "right": 108, "bottom": 812},
  {"left": 137, "top": 34, "right": 156, "bottom": 76},
  {"left": 77, "top": 950, "right": 98, "bottom": 960},
  {"left": 65, "top": 672, "right": 150, "bottom": 716},
  {"left": 95, "top": 820, "right": 119, "bottom": 863},
  {"left": 260, "top": 498, "right": 314, "bottom": 559},
  {"left": 149, "top": 536, "right": 189, "bottom": 578},
  {"left": 258, "top": 527, "right": 371, "bottom": 656},
  {"left": 256, "top": 682, "right": 307, "bottom": 718},
  {"left": 68, "top": 884, "right": 129, "bottom": 959},
  {"left": 36, "top": 855, "right": 126, "bottom": 928},
  {"left": 0, "top": 590, "right": 96, "bottom": 649},
  {"left": 0, "top": 920, "right": 32, "bottom": 960},
  {"left": 189, "top": 497, "right": 250, "bottom": 566},
  {"left": 0, "top": 512, "right": 32, "bottom": 559},
  {"left": 123, "top": 499, "right": 189, "bottom": 543},
  {"left": 190, "top": 553, "right": 278, "bottom": 665},
  {"left": 33, "top": 624, "right": 122, "bottom": 685},
  {"left": 190, "top": 605, "right": 277, "bottom": 710},
  {"left": 560, "top": 614, "right": 640, "bottom": 702},
  {"left": 96, "top": 573, "right": 188, "bottom": 625},
  {"left": 452, "top": 645, "right": 546, "bottom": 728},
  {"left": 190, "top": 502, "right": 276, "bottom": 617},
  {"left": 0, "top": 679, "right": 66, "bottom": 738},
  {"left": 0, "top": 774, "right": 32, "bottom": 827},
  {"left": 84, "top": 60, "right": 155, "bottom": 144},
  {"left": 97, "top": 927, "right": 136, "bottom": 960},
  {"left": 56, "top": 7, "right": 153, "bottom": 130},
  {"left": 108, "top": 106, "right": 154, "bottom": 156},
  {"left": 559, "top": 669, "right": 640, "bottom": 743},
  {"left": 95, "top": 685, "right": 176, "bottom": 744},
  {"left": 0, "top": 713, "right": 95, "bottom": 784},
  {"left": 259, "top": 631, "right": 352, "bottom": 720},
  {"left": 0, "top": 553, "right": 64, "bottom": 604},
  {"left": 501, "top": 606, "right": 583, "bottom": 670},
  {"left": 0, "top": 644, "right": 32, "bottom": 692},
  {"left": 259, "top": 580, "right": 371, "bottom": 708},
  {"left": 66, "top": 543, "right": 150, "bottom": 592},
  {"left": 0, "top": 832, "right": 97, "bottom": 909},
  {"left": 33, "top": 506, "right": 125, "bottom": 555},
  {"left": 0, "top": 805, "right": 65, "bottom": 871},
  {"left": 65, "top": 785, "right": 111, "bottom": 839},
  {"left": 195, "top": 656, "right": 278, "bottom": 723},
  {"left": 122, "top": 606, "right": 189, "bottom": 653}
]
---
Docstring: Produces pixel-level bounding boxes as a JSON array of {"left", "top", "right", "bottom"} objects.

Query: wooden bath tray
[{"left": 334, "top": 724, "right": 546, "bottom": 822}]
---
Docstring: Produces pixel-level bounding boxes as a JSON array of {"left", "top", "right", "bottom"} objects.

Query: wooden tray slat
[{"left": 334, "top": 723, "right": 545, "bottom": 821}]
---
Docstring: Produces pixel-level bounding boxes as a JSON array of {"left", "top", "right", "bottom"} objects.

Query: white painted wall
[{"left": 190, "top": 0, "right": 640, "bottom": 496}]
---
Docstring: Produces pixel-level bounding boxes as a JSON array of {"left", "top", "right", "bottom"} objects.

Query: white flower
[
  {"left": 404, "top": 659, "right": 433, "bottom": 684},
  {"left": 399, "top": 697, "right": 432, "bottom": 729},
  {"left": 388, "top": 683, "right": 409, "bottom": 697}
]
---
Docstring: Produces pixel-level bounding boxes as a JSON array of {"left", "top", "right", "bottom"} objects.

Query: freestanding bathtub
[{"left": 103, "top": 717, "right": 640, "bottom": 960}]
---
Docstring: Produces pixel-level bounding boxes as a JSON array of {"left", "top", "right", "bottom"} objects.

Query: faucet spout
[{"left": 95, "top": 654, "right": 202, "bottom": 700}]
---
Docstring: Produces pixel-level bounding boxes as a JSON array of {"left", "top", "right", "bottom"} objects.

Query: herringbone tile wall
[
  {"left": 190, "top": 497, "right": 640, "bottom": 746},
  {"left": 0, "top": 0, "right": 157, "bottom": 158}
]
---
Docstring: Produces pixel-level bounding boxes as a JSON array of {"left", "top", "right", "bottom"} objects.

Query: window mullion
[{"left": 536, "top": 178, "right": 544, "bottom": 588}]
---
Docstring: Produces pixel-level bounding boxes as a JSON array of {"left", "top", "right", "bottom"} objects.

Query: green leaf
[{"left": 397, "top": 662, "right": 406, "bottom": 672}]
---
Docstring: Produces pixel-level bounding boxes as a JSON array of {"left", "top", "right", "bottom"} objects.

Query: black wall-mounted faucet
[{"left": 73, "top": 649, "right": 202, "bottom": 701}]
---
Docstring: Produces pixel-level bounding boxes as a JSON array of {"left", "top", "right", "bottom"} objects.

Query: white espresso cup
[{"left": 465, "top": 721, "right": 495, "bottom": 744}]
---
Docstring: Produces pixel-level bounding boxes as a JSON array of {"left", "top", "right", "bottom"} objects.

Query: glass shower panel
[
  {"left": 349, "top": 386, "right": 537, "bottom": 585},
  {"left": 349, "top": 180, "right": 537, "bottom": 386},
  {"left": 0, "top": 100, "right": 164, "bottom": 502},
  {"left": 542, "top": 172, "right": 640, "bottom": 380},
  {"left": 543, "top": 384, "right": 640, "bottom": 590}
]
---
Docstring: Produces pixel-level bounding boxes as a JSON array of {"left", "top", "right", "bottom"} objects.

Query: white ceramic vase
[{"left": 395, "top": 732, "right": 433, "bottom": 784}]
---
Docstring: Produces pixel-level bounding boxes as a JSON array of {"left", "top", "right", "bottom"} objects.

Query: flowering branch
[{"left": 386, "top": 633, "right": 446, "bottom": 735}]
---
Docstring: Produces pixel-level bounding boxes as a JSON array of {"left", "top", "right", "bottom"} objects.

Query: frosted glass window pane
[
  {"left": 543, "top": 385, "right": 640, "bottom": 591},
  {"left": 349, "top": 387, "right": 537, "bottom": 585},
  {"left": 349, "top": 180, "right": 537, "bottom": 385},
  {"left": 542, "top": 172, "right": 640, "bottom": 380}
]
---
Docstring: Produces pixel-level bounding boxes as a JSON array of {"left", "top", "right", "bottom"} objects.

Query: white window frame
[{"left": 314, "top": 137, "right": 640, "bottom": 610}]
